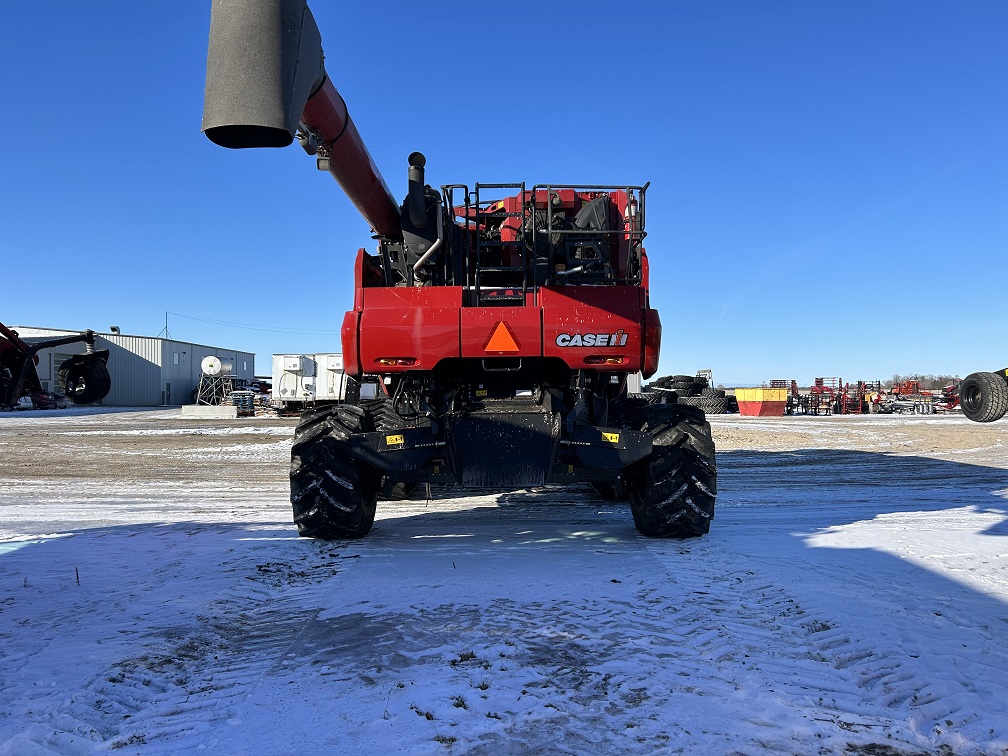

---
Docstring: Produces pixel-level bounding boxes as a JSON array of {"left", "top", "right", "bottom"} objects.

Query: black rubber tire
[
  {"left": 59, "top": 360, "right": 111, "bottom": 405},
  {"left": 649, "top": 375, "right": 678, "bottom": 390},
  {"left": 628, "top": 404, "right": 717, "bottom": 538},
  {"left": 702, "top": 398, "right": 727, "bottom": 415},
  {"left": 959, "top": 372, "right": 1008, "bottom": 423},
  {"left": 290, "top": 404, "right": 379, "bottom": 539}
]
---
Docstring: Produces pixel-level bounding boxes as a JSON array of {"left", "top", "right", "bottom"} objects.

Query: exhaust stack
[{"left": 407, "top": 152, "right": 428, "bottom": 229}]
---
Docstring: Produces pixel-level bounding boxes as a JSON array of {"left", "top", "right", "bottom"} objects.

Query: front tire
[
  {"left": 960, "top": 372, "right": 1008, "bottom": 423},
  {"left": 628, "top": 404, "right": 717, "bottom": 538}
]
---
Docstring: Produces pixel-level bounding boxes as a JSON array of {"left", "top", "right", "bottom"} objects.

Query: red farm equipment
[
  {"left": 1, "top": 323, "right": 111, "bottom": 410},
  {"left": 808, "top": 378, "right": 838, "bottom": 415},
  {"left": 201, "top": 0, "right": 716, "bottom": 539}
]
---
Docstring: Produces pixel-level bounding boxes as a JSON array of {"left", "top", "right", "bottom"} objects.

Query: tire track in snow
[
  {"left": 648, "top": 542, "right": 1008, "bottom": 754},
  {"left": 0, "top": 542, "right": 352, "bottom": 752}
]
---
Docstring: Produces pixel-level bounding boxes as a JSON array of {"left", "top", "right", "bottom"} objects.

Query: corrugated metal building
[{"left": 10, "top": 326, "right": 255, "bottom": 407}]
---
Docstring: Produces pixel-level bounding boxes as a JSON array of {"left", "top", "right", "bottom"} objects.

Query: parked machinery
[
  {"left": 0, "top": 322, "right": 111, "bottom": 410},
  {"left": 879, "top": 379, "right": 939, "bottom": 415},
  {"left": 808, "top": 378, "right": 838, "bottom": 415},
  {"left": 201, "top": 0, "right": 717, "bottom": 539},
  {"left": 959, "top": 370, "right": 1008, "bottom": 422}
]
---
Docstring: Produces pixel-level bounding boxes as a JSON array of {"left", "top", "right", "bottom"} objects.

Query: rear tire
[
  {"left": 290, "top": 404, "right": 379, "bottom": 539},
  {"left": 628, "top": 404, "right": 717, "bottom": 538},
  {"left": 960, "top": 372, "right": 1008, "bottom": 423}
]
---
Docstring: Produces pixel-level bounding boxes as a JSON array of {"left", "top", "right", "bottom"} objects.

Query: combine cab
[
  {"left": 201, "top": 0, "right": 717, "bottom": 538},
  {"left": 0, "top": 323, "right": 111, "bottom": 410}
]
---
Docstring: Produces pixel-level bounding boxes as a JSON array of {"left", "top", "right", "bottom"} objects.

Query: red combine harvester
[
  {"left": 1, "top": 322, "right": 111, "bottom": 410},
  {"left": 201, "top": 0, "right": 716, "bottom": 539}
]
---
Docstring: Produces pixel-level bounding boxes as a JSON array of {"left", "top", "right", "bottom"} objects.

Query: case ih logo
[{"left": 555, "top": 330, "right": 628, "bottom": 348}]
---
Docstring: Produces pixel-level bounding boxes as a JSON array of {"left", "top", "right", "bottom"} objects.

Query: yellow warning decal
[
  {"left": 475, "top": 389, "right": 488, "bottom": 397},
  {"left": 602, "top": 432, "right": 620, "bottom": 443},
  {"left": 484, "top": 321, "right": 520, "bottom": 353},
  {"left": 385, "top": 434, "right": 404, "bottom": 446}
]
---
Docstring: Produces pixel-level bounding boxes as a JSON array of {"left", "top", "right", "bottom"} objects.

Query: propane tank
[{"left": 201, "top": 355, "right": 233, "bottom": 376}]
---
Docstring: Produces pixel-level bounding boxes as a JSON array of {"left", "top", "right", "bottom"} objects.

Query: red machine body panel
[
  {"left": 460, "top": 307, "right": 542, "bottom": 359},
  {"left": 643, "top": 307, "right": 661, "bottom": 378},
  {"left": 357, "top": 287, "right": 462, "bottom": 372},
  {"left": 346, "top": 285, "right": 651, "bottom": 375},
  {"left": 341, "top": 310, "right": 362, "bottom": 377},
  {"left": 541, "top": 286, "right": 644, "bottom": 373}
]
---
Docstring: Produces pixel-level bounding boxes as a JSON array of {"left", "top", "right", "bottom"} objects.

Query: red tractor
[
  {"left": 1, "top": 322, "right": 111, "bottom": 410},
  {"left": 202, "top": 0, "right": 716, "bottom": 539}
]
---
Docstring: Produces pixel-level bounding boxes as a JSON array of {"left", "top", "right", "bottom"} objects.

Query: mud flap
[
  {"left": 345, "top": 408, "right": 652, "bottom": 490},
  {"left": 445, "top": 410, "right": 561, "bottom": 488}
]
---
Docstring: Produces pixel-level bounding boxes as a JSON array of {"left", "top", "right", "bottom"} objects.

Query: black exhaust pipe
[
  {"left": 407, "top": 152, "right": 428, "bottom": 228},
  {"left": 203, "top": 0, "right": 324, "bottom": 148}
]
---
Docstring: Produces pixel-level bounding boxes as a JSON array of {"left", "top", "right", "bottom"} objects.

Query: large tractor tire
[
  {"left": 702, "top": 398, "right": 727, "bottom": 415},
  {"left": 58, "top": 358, "right": 111, "bottom": 405},
  {"left": 628, "top": 404, "right": 717, "bottom": 538},
  {"left": 290, "top": 404, "right": 379, "bottom": 539},
  {"left": 959, "top": 372, "right": 1008, "bottom": 423}
]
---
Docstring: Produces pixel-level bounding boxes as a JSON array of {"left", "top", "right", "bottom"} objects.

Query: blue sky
[{"left": 2, "top": 1, "right": 1005, "bottom": 385}]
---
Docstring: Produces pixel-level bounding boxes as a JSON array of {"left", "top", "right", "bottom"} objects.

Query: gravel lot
[{"left": 1, "top": 406, "right": 1003, "bottom": 486}]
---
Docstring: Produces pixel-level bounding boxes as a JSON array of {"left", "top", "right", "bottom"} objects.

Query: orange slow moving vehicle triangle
[{"left": 484, "top": 321, "right": 520, "bottom": 353}]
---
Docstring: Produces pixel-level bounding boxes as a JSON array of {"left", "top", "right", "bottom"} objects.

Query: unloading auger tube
[{"left": 201, "top": 0, "right": 717, "bottom": 540}]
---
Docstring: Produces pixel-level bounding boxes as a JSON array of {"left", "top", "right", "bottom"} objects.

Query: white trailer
[
  {"left": 313, "top": 353, "right": 351, "bottom": 402},
  {"left": 271, "top": 352, "right": 350, "bottom": 410},
  {"left": 271, "top": 354, "right": 316, "bottom": 410}
]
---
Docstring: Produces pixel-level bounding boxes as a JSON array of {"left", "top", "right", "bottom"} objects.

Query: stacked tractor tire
[{"left": 645, "top": 374, "right": 737, "bottom": 414}]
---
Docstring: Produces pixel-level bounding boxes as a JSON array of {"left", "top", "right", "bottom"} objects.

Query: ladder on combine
[{"left": 444, "top": 182, "right": 529, "bottom": 307}]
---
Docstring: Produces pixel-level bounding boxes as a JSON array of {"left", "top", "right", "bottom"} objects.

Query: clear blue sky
[{"left": 3, "top": 1, "right": 1005, "bottom": 385}]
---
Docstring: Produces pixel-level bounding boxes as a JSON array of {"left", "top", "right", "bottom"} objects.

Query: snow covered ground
[{"left": 0, "top": 409, "right": 1006, "bottom": 754}]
